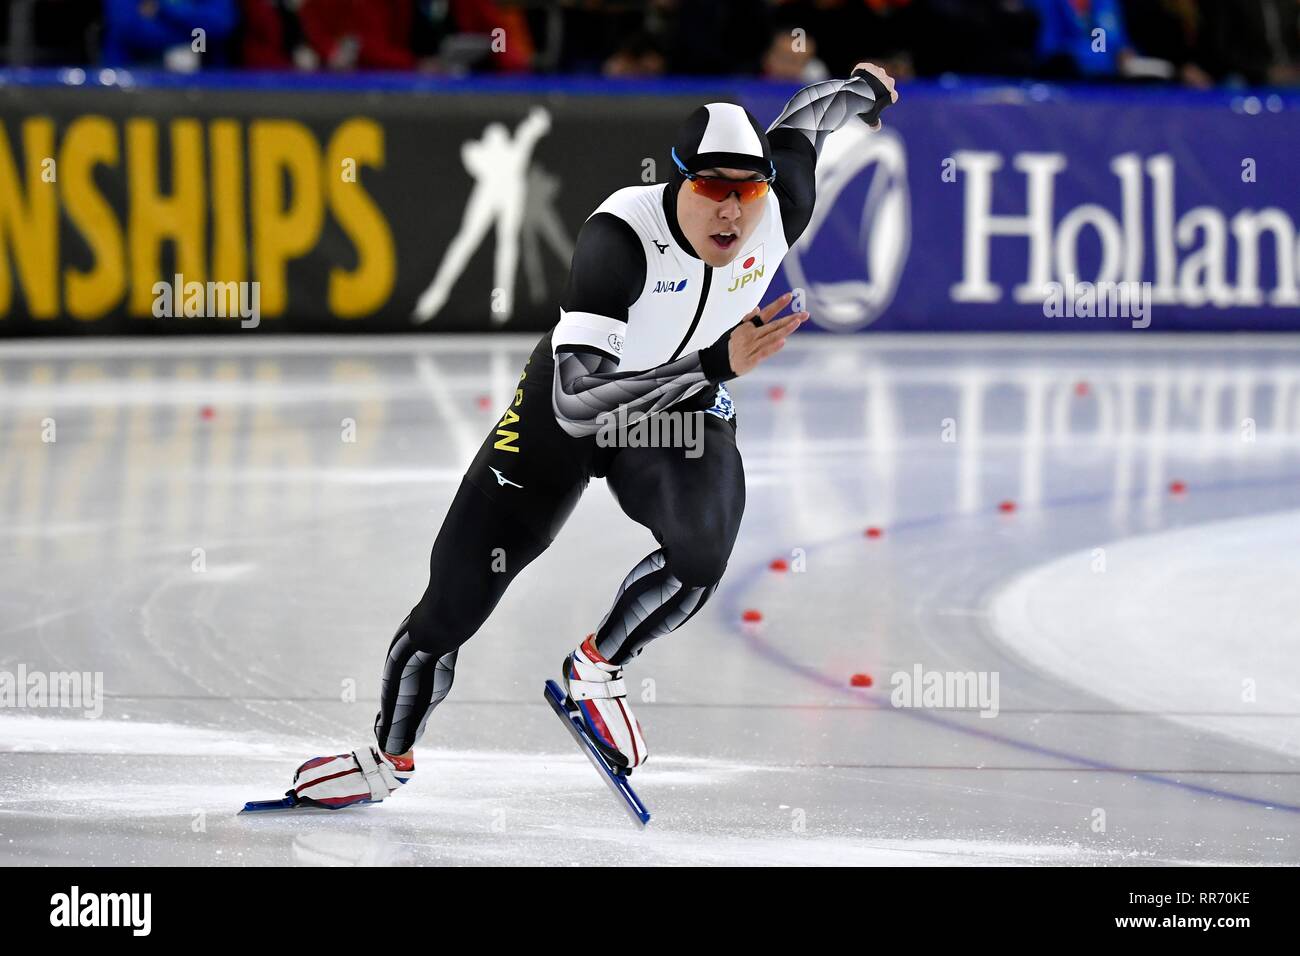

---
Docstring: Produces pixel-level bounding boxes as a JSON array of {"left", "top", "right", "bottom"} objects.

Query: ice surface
[
  {"left": 990, "top": 511, "right": 1300, "bottom": 760},
  {"left": 1, "top": 334, "right": 1298, "bottom": 865}
]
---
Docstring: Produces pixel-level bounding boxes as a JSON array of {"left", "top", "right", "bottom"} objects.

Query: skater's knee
[
  {"left": 407, "top": 590, "right": 478, "bottom": 656},
  {"left": 660, "top": 504, "right": 738, "bottom": 587},
  {"left": 662, "top": 529, "right": 731, "bottom": 587}
]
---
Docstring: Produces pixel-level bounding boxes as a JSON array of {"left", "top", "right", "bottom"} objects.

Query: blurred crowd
[{"left": 2, "top": 0, "right": 1298, "bottom": 88}]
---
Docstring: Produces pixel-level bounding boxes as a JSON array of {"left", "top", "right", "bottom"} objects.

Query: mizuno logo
[
  {"left": 490, "top": 467, "right": 523, "bottom": 489},
  {"left": 652, "top": 240, "right": 668, "bottom": 254}
]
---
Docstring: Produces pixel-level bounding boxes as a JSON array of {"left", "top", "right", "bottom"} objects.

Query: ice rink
[{"left": 2, "top": 333, "right": 1298, "bottom": 866}]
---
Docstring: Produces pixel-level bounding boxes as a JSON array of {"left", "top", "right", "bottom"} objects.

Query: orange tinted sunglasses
[{"left": 673, "top": 149, "right": 774, "bottom": 203}]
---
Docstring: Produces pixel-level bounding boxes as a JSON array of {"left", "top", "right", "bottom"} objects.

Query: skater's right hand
[{"left": 726, "top": 292, "right": 808, "bottom": 377}]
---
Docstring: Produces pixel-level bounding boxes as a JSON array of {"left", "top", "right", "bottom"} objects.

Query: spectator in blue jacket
[
  {"left": 101, "top": 0, "right": 237, "bottom": 69},
  {"left": 1027, "top": 0, "right": 1133, "bottom": 78}
]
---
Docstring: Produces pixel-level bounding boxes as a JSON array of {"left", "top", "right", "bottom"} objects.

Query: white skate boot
[
  {"left": 290, "top": 746, "right": 414, "bottom": 810},
  {"left": 561, "top": 634, "right": 648, "bottom": 772}
]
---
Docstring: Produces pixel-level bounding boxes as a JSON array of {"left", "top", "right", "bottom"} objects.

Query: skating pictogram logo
[{"left": 412, "top": 107, "right": 574, "bottom": 328}]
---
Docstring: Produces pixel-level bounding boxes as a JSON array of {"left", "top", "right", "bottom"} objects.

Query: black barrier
[{"left": 0, "top": 80, "right": 720, "bottom": 335}]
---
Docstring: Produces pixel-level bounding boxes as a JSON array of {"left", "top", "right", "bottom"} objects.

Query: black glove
[
  {"left": 699, "top": 313, "right": 764, "bottom": 382},
  {"left": 852, "top": 67, "right": 896, "bottom": 128}
]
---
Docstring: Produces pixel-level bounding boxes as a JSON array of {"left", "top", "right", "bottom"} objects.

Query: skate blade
[
  {"left": 544, "top": 680, "right": 651, "bottom": 828},
  {"left": 239, "top": 795, "right": 378, "bottom": 814}
]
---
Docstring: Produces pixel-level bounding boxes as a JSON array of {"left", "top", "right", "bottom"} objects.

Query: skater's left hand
[
  {"left": 725, "top": 292, "right": 809, "bottom": 378},
  {"left": 851, "top": 62, "right": 899, "bottom": 130}
]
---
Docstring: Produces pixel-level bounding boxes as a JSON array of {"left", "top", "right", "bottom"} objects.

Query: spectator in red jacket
[
  {"left": 298, "top": 0, "right": 416, "bottom": 70},
  {"left": 240, "top": 0, "right": 292, "bottom": 69},
  {"left": 296, "top": 0, "right": 532, "bottom": 73}
]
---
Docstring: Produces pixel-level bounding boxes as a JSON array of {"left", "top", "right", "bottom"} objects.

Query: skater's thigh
[
  {"left": 410, "top": 335, "right": 593, "bottom": 648},
  {"left": 430, "top": 478, "right": 551, "bottom": 577},
  {"left": 606, "top": 414, "right": 746, "bottom": 550},
  {"left": 410, "top": 479, "right": 553, "bottom": 644}
]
